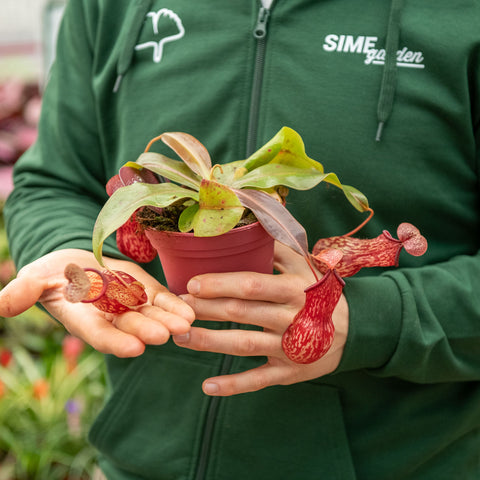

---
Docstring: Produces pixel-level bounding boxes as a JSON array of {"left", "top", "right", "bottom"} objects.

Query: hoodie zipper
[
  {"left": 246, "top": 4, "right": 271, "bottom": 156},
  {"left": 193, "top": 353, "right": 232, "bottom": 480},
  {"left": 194, "top": 5, "right": 270, "bottom": 480},
  {"left": 193, "top": 6, "right": 272, "bottom": 480}
]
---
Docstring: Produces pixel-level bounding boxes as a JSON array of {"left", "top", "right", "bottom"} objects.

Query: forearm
[{"left": 339, "top": 251, "right": 480, "bottom": 382}]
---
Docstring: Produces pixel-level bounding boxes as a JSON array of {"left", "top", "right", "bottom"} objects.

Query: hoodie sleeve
[
  {"left": 4, "top": 0, "right": 119, "bottom": 269},
  {"left": 337, "top": 250, "right": 480, "bottom": 383},
  {"left": 336, "top": 35, "right": 480, "bottom": 384}
]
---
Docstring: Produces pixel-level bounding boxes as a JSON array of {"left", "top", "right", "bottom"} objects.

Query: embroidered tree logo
[{"left": 135, "top": 8, "right": 185, "bottom": 63}]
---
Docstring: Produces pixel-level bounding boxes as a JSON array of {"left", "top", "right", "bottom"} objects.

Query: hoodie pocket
[
  {"left": 207, "top": 380, "right": 357, "bottom": 480},
  {"left": 89, "top": 346, "right": 357, "bottom": 480},
  {"left": 88, "top": 344, "right": 222, "bottom": 480}
]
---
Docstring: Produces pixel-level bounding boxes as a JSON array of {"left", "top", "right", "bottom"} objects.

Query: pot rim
[{"left": 145, "top": 220, "right": 263, "bottom": 238}]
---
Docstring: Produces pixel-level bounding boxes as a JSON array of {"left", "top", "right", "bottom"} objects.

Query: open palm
[{"left": 0, "top": 249, "right": 194, "bottom": 357}]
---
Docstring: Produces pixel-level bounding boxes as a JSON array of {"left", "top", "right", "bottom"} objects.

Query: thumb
[
  {"left": 274, "top": 242, "right": 318, "bottom": 279},
  {"left": 0, "top": 274, "right": 46, "bottom": 317}
]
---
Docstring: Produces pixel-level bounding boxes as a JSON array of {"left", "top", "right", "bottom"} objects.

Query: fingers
[
  {"left": 108, "top": 288, "right": 195, "bottom": 346},
  {"left": 171, "top": 310, "right": 297, "bottom": 396},
  {"left": 0, "top": 259, "right": 146, "bottom": 357},
  {"left": 55, "top": 299, "right": 144, "bottom": 357},
  {"left": 113, "top": 304, "right": 192, "bottom": 346},
  {"left": 186, "top": 270, "right": 309, "bottom": 305},
  {"left": 60, "top": 299, "right": 192, "bottom": 357},
  {"left": 198, "top": 349, "right": 344, "bottom": 397},
  {"left": 182, "top": 268, "right": 309, "bottom": 330},
  {"left": 63, "top": 307, "right": 146, "bottom": 358},
  {"left": 0, "top": 249, "right": 101, "bottom": 318},
  {"left": 274, "top": 242, "right": 317, "bottom": 278},
  {"left": 201, "top": 363, "right": 296, "bottom": 396},
  {"left": 63, "top": 289, "right": 194, "bottom": 353},
  {"left": 60, "top": 303, "right": 188, "bottom": 358},
  {"left": 174, "top": 326, "right": 281, "bottom": 357},
  {"left": 0, "top": 249, "right": 197, "bottom": 358},
  {"left": 85, "top": 323, "right": 146, "bottom": 358},
  {"left": 150, "top": 290, "right": 196, "bottom": 325},
  {"left": 179, "top": 294, "right": 294, "bottom": 330},
  {"left": 0, "top": 274, "right": 46, "bottom": 317}
]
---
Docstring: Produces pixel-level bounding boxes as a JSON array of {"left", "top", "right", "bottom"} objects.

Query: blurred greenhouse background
[{"left": 0, "top": 1, "right": 108, "bottom": 478}]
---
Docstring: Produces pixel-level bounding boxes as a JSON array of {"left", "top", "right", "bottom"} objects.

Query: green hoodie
[{"left": 5, "top": 0, "right": 480, "bottom": 478}]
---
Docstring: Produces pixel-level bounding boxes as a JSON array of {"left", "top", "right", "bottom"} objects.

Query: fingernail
[
  {"left": 203, "top": 382, "right": 219, "bottom": 395},
  {"left": 187, "top": 279, "right": 200, "bottom": 295},
  {"left": 173, "top": 333, "right": 190, "bottom": 344}
]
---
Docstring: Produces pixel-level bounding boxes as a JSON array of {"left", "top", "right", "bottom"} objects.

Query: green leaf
[
  {"left": 160, "top": 132, "right": 212, "bottom": 179},
  {"left": 192, "top": 180, "right": 244, "bottom": 236},
  {"left": 242, "top": 129, "right": 284, "bottom": 171},
  {"left": 234, "top": 164, "right": 369, "bottom": 213},
  {"left": 243, "top": 126, "right": 324, "bottom": 173},
  {"left": 178, "top": 203, "right": 199, "bottom": 232},
  {"left": 341, "top": 184, "right": 370, "bottom": 212},
  {"left": 232, "top": 164, "right": 333, "bottom": 190},
  {"left": 210, "top": 160, "right": 245, "bottom": 185},
  {"left": 92, "top": 182, "right": 199, "bottom": 264},
  {"left": 134, "top": 152, "right": 201, "bottom": 190}
]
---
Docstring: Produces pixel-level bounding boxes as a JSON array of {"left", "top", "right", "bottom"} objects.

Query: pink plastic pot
[{"left": 145, "top": 222, "right": 274, "bottom": 294}]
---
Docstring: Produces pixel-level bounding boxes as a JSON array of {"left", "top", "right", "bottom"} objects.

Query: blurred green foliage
[{"left": 0, "top": 201, "right": 9, "bottom": 261}]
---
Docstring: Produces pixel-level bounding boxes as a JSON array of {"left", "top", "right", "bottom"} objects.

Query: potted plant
[
  {"left": 64, "top": 127, "right": 428, "bottom": 364},
  {"left": 91, "top": 126, "right": 368, "bottom": 293}
]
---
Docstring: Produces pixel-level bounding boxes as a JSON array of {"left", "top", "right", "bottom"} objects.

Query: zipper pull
[{"left": 253, "top": 6, "right": 270, "bottom": 39}]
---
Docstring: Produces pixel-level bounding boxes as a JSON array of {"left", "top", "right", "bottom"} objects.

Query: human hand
[
  {"left": 0, "top": 249, "right": 195, "bottom": 357},
  {"left": 173, "top": 243, "right": 349, "bottom": 396}
]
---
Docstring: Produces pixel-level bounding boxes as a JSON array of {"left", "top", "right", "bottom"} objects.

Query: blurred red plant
[
  {"left": 62, "top": 335, "right": 85, "bottom": 372},
  {"left": 0, "top": 348, "right": 13, "bottom": 368}
]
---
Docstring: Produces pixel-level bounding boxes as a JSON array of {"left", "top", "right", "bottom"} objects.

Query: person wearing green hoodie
[{"left": 1, "top": 0, "right": 480, "bottom": 478}]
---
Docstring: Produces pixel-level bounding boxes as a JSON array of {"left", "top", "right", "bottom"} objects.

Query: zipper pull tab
[{"left": 253, "top": 7, "right": 270, "bottom": 39}]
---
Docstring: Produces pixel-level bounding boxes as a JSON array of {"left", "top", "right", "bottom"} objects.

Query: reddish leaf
[
  {"left": 234, "top": 188, "right": 309, "bottom": 258},
  {"left": 119, "top": 165, "right": 160, "bottom": 186},
  {"left": 106, "top": 174, "right": 123, "bottom": 196},
  {"left": 282, "top": 266, "right": 345, "bottom": 364},
  {"left": 159, "top": 132, "right": 212, "bottom": 179}
]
